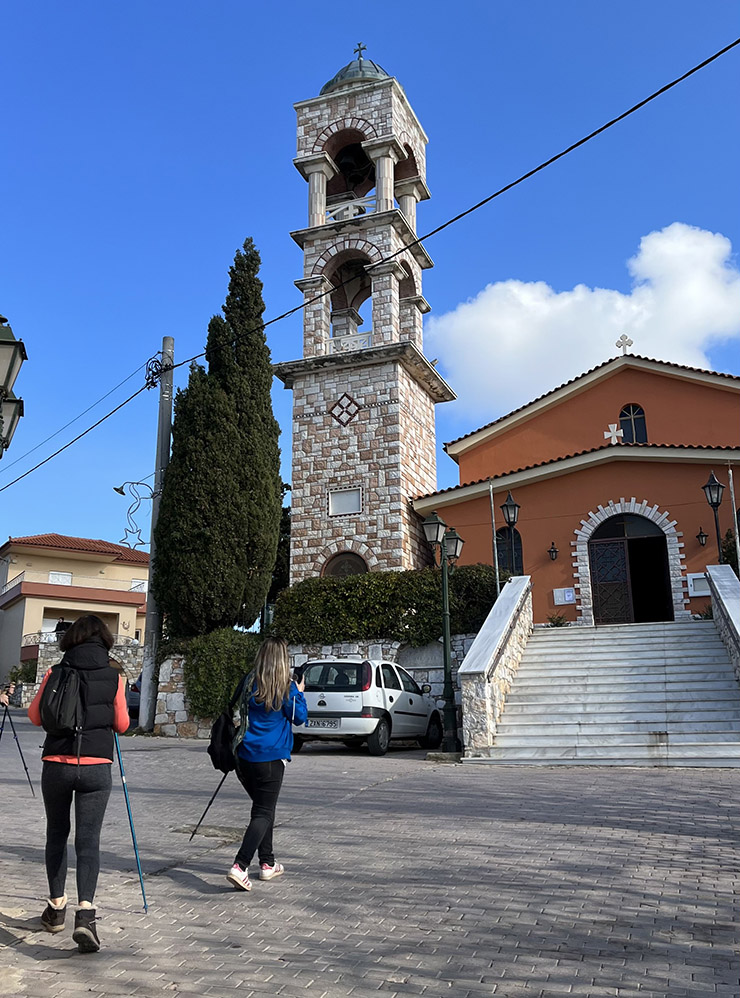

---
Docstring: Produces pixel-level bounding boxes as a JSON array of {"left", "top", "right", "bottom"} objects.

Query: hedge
[
  {"left": 183, "top": 627, "right": 262, "bottom": 718},
  {"left": 271, "top": 564, "right": 506, "bottom": 647}
]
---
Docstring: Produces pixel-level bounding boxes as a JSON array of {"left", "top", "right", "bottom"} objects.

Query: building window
[
  {"left": 134, "top": 629, "right": 142, "bottom": 642},
  {"left": 619, "top": 403, "right": 648, "bottom": 443},
  {"left": 48, "top": 571, "right": 72, "bottom": 585},
  {"left": 322, "top": 552, "right": 368, "bottom": 577},
  {"left": 496, "top": 527, "right": 524, "bottom": 574},
  {"left": 328, "top": 486, "right": 362, "bottom": 516},
  {"left": 130, "top": 579, "right": 148, "bottom": 594}
]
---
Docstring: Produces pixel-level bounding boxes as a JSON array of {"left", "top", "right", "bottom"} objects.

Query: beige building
[{"left": 0, "top": 533, "right": 149, "bottom": 683}]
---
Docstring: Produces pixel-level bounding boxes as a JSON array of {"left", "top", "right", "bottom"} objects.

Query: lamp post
[
  {"left": 0, "top": 316, "right": 27, "bottom": 453},
  {"left": 702, "top": 471, "right": 725, "bottom": 563},
  {"left": 422, "top": 511, "right": 464, "bottom": 753},
  {"left": 500, "top": 491, "right": 520, "bottom": 574}
]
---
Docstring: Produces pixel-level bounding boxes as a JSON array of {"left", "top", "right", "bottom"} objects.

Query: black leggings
[
  {"left": 41, "top": 761, "right": 112, "bottom": 903},
  {"left": 235, "top": 759, "right": 285, "bottom": 868}
]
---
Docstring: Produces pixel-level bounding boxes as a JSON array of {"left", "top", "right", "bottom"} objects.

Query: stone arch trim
[
  {"left": 310, "top": 238, "right": 384, "bottom": 278},
  {"left": 312, "top": 118, "right": 378, "bottom": 154},
  {"left": 316, "top": 539, "right": 380, "bottom": 575},
  {"left": 571, "top": 497, "right": 690, "bottom": 627}
]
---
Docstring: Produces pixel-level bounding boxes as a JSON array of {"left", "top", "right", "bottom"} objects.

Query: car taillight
[
  {"left": 132, "top": 681, "right": 140, "bottom": 693},
  {"left": 361, "top": 662, "right": 372, "bottom": 691}
]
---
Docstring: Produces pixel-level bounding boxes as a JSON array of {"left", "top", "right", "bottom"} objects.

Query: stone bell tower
[{"left": 275, "top": 47, "right": 455, "bottom": 583}]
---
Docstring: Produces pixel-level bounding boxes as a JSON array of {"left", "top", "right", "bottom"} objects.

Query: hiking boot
[
  {"left": 72, "top": 908, "right": 100, "bottom": 953},
  {"left": 41, "top": 897, "right": 67, "bottom": 933},
  {"left": 226, "top": 863, "right": 251, "bottom": 891},
  {"left": 259, "top": 862, "right": 285, "bottom": 881}
]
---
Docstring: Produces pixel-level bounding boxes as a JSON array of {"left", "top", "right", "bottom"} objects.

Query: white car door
[
  {"left": 379, "top": 663, "right": 406, "bottom": 735},
  {"left": 395, "top": 666, "right": 431, "bottom": 737}
]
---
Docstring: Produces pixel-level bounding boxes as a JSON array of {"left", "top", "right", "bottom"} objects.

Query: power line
[{"left": 2, "top": 36, "right": 738, "bottom": 493}]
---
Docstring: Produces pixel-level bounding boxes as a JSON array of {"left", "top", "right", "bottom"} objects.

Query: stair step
[
  {"left": 503, "top": 705, "right": 740, "bottom": 721},
  {"left": 464, "top": 756, "right": 740, "bottom": 767},
  {"left": 521, "top": 651, "right": 728, "bottom": 665},
  {"left": 479, "top": 742, "right": 740, "bottom": 761},
  {"left": 513, "top": 678, "right": 738, "bottom": 695},
  {"left": 494, "top": 731, "right": 740, "bottom": 747},
  {"left": 515, "top": 665, "right": 735, "bottom": 680},
  {"left": 494, "top": 720, "right": 740, "bottom": 736},
  {"left": 507, "top": 689, "right": 740, "bottom": 706}
]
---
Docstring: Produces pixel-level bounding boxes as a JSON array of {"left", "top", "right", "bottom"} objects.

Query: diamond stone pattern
[{"left": 329, "top": 393, "right": 361, "bottom": 426}]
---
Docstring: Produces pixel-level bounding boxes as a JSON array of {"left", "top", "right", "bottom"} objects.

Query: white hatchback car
[{"left": 292, "top": 658, "right": 443, "bottom": 756}]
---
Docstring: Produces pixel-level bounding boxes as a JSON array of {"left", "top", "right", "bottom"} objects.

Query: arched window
[
  {"left": 619, "top": 404, "right": 648, "bottom": 443},
  {"left": 322, "top": 552, "right": 368, "bottom": 577},
  {"left": 496, "top": 527, "right": 523, "bottom": 574}
]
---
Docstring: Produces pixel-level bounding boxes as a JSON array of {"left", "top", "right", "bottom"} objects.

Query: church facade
[
  {"left": 275, "top": 51, "right": 454, "bottom": 583},
  {"left": 413, "top": 355, "right": 740, "bottom": 625}
]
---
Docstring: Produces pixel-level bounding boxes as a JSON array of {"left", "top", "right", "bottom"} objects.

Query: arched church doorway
[{"left": 588, "top": 513, "right": 673, "bottom": 625}]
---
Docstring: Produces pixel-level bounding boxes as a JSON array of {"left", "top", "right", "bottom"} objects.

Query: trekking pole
[
  {"left": 1, "top": 705, "right": 36, "bottom": 797},
  {"left": 189, "top": 771, "right": 229, "bottom": 842},
  {"left": 114, "top": 733, "right": 148, "bottom": 913}
]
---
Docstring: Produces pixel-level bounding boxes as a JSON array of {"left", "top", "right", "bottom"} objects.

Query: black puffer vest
[{"left": 42, "top": 638, "right": 119, "bottom": 761}]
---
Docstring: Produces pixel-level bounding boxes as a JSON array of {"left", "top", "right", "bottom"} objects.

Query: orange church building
[{"left": 412, "top": 354, "right": 740, "bottom": 625}]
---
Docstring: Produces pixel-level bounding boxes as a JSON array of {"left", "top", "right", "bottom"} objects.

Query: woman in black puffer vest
[{"left": 29, "top": 615, "right": 130, "bottom": 952}]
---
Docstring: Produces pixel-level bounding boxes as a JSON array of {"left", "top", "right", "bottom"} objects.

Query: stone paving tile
[{"left": 1, "top": 716, "right": 738, "bottom": 998}]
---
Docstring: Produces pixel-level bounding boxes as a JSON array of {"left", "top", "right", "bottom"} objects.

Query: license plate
[{"left": 307, "top": 717, "right": 340, "bottom": 729}]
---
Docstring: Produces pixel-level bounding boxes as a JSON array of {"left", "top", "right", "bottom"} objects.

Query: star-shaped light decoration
[{"left": 119, "top": 527, "right": 146, "bottom": 549}]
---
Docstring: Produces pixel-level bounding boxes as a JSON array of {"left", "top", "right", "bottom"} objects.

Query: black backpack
[
  {"left": 39, "top": 663, "right": 84, "bottom": 760},
  {"left": 207, "top": 672, "right": 253, "bottom": 774}
]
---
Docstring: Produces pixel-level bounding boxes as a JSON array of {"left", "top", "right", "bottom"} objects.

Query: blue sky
[{"left": 2, "top": 2, "right": 739, "bottom": 547}]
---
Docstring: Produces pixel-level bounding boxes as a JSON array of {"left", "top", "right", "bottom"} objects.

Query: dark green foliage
[
  {"left": 267, "top": 487, "right": 291, "bottom": 605},
  {"left": 721, "top": 528, "right": 738, "bottom": 576},
  {"left": 183, "top": 628, "right": 262, "bottom": 719},
  {"left": 272, "top": 564, "right": 507, "bottom": 647},
  {"left": 8, "top": 661, "right": 36, "bottom": 684},
  {"left": 152, "top": 239, "right": 281, "bottom": 637},
  {"left": 547, "top": 613, "right": 570, "bottom": 627}
]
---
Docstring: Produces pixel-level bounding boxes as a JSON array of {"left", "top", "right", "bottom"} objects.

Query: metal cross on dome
[
  {"left": 354, "top": 42, "right": 367, "bottom": 60},
  {"left": 604, "top": 423, "right": 624, "bottom": 446},
  {"left": 616, "top": 334, "right": 634, "bottom": 356}
]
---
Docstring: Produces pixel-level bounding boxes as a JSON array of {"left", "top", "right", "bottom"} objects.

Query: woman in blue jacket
[{"left": 227, "top": 636, "right": 307, "bottom": 891}]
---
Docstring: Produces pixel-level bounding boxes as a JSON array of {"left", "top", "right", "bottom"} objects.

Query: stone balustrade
[
  {"left": 706, "top": 564, "right": 740, "bottom": 684},
  {"left": 458, "top": 576, "right": 533, "bottom": 758}
]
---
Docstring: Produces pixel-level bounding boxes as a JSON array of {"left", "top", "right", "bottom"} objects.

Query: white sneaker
[
  {"left": 226, "top": 864, "right": 251, "bottom": 891},
  {"left": 259, "top": 862, "right": 285, "bottom": 881}
]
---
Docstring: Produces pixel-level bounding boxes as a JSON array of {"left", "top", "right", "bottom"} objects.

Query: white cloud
[{"left": 425, "top": 223, "right": 740, "bottom": 424}]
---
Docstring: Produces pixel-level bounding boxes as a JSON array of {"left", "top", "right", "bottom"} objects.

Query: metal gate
[{"left": 589, "top": 538, "right": 634, "bottom": 625}]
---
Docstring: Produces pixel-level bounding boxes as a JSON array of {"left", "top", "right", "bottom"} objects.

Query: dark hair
[{"left": 59, "top": 614, "right": 114, "bottom": 652}]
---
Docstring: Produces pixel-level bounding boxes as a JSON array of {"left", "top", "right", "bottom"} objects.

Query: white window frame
[
  {"left": 328, "top": 486, "right": 363, "bottom": 517},
  {"left": 687, "top": 573, "right": 711, "bottom": 598}
]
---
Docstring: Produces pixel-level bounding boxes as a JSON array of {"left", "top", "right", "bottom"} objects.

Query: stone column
[
  {"left": 363, "top": 137, "right": 405, "bottom": 213},
  {"left": 295, "top": 275, "right": 333, "bottom": 356},
  {"left": 368, "top": 261, "right": 405, "bottom": 345},
  {"left": 293, "top": 152, "right": 338, "bottom": 228},
  {"left": 330, "top": 307, "right": 362, "bottom": 340},
  {"left": 394, "top": 176, "right": 431, "bottom": 234},
  {"left": 399, "top": 293, "right": 431, "bottom": 349}
]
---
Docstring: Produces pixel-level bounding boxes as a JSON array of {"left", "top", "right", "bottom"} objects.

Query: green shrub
[
  {"left": 272, "top": 564, "right": 506, "bottom": 647},
  {"left": 183, "top": 628, "right": 262, "bottom": 718},
  {"left": 546, "top": 613, "right": 570, "bottom": 628},
  {"left": 8, "top": 661, "right": 36, "bottom": 684}
]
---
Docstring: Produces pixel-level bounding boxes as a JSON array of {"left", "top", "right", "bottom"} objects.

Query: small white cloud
[{"left": 426, "top": 222, "right": 740, "bottom": 423}]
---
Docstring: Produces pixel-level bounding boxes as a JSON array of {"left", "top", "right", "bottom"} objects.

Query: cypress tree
[{"left": 152, "top": 239, "right": 281, "bottom": 637}]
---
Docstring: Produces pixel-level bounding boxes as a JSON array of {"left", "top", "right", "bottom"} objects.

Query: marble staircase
[{"left": 481, "top": 620, "right": 740, "bottom": 766}]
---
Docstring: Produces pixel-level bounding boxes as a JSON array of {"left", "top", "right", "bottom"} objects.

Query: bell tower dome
[{"left": 275, "top": 49, "right": 455, "bottom": 582}]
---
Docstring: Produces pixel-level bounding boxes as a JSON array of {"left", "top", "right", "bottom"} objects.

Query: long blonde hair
[{"left": 253, "top": 637, "right": 291, "bottom": 711}]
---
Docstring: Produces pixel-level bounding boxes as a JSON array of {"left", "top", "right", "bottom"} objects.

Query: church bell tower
[{"left": 275, "top": 48, "right": 455, "bottom": 583}]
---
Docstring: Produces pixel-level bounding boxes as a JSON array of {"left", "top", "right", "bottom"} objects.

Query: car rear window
[{"left": 304, "top": 662, "right": 364, "bottom": 691}]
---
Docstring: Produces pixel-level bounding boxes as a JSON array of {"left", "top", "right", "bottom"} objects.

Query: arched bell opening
[
  {"left": 325, "top": 250, "right": 373, "bottom": 344},
  {"left": 325, "top": 129, "right": 376, "bottom": 211},
  {"left": 394, "top": 144, "right": 419, "bottom": 184},
  {"left": 398, "top": 261, "right": 417, "bottom": 300}
]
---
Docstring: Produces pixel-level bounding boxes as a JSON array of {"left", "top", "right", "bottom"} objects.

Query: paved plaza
[{"left": 0, "top": 713, "right": 738, "bottom": 997}]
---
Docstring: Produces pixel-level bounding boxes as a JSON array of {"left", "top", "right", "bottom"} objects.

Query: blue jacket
[{"left": 237, "top": 681, "right": 308, "bottom": 763}]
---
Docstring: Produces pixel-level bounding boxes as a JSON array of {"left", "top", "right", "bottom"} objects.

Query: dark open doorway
[{"left": 588, "top": 514, "right": 673, "bottom": 625}]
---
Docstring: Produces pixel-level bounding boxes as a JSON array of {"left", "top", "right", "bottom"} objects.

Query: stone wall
[
  {"left": 706, "top": 565, "right": 740, "bottom": 685},
  {"left": 458, "top": 577, "right": 533, "bottom": 757},
  {"left": 17, "top": 640, "right": 144, "bottom": 709},
  {"left": 153, "top": 655, "right": 212, "bottom": 739}
]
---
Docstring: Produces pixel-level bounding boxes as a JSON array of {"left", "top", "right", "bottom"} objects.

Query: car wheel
[
  {"left": 367, "top": 717, "right": 390, "bottom": 756},
  {"left": 292, "top": 737, "right": 305, "bottom": 753},
  {"left": 419, "top": 714, "right": 443, "bottom": 749}
]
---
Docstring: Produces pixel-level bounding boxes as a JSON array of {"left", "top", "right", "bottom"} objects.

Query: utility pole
[{"left": 138, "top": 337, "right": 174, "bottom": 731}]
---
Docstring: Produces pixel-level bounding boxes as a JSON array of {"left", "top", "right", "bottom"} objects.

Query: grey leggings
[{"left": 41, "top": 761, "right": 112, "bottom": 903}]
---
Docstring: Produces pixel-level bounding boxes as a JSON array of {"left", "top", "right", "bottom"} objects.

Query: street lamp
[
  {"left": 547, "top": 541, "right": 559, "bottom": 561},
  {"left": 701, "top": 471, "right": 725, "bottom": 562},
  {"left": 422, "top": 511, "right": 464, "bottom": 753},
  {"left": 500, "top": 490, "right": 520, "bottom": 574},
  {"left": 0, "top": 317, "right": 26, "bottom": 453},
  {"left": 696, "top": 527, "right": 708, "bottom": 548}
]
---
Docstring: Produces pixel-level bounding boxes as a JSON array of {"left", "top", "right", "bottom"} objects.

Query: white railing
[
  {"left": 326, "top": 194, "right": 376, "bottom": 222},
  {"left": 22, "top": 631, "right": 141, "bottom": 648},
  {"left": 329, "top": 332, "right": 373, "bottom": 354},
  {"left": 1, "top": 570, "right": 147, "bottom": 595}
]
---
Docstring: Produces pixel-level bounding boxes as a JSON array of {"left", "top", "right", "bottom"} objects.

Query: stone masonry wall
[
  {"left": 154, "top": 655, "right": 212, "bottom": 739},
  {"left": 460, "top": 583, "right": 533, "bottom": 757},
  {"left": 17, "top": 640, "right": 143, "bottom": 709}
]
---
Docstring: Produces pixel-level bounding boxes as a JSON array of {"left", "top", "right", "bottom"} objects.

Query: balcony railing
[
  {"left": 326, "top": 194, "right": 376, "bottom": 222},
  {"left": 329, "top": 332, "right": 373, "bottom": 354},
  {"left": 2, "top": 570, "right": 147, "bottom": 596},
  {"left": 22, "top": 631, "right": 140, "bottom": 648}
]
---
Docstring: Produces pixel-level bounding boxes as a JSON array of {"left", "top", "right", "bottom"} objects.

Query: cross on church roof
[
  {"left": 354, "top": 42, "right": 367, "bottom": 60},
  {"left": 616, "top": 333, "right": 634, "bottom": 356}
]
